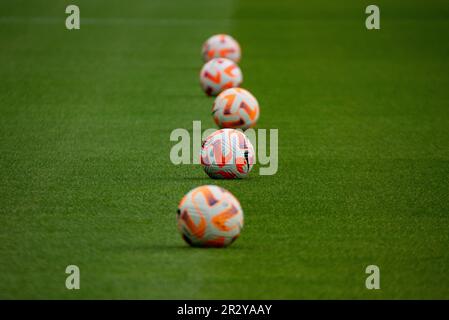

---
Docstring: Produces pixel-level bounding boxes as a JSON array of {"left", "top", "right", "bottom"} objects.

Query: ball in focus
[
  {"left": 202, "top": 34, "right": 241, "bottom": 63},
  {"left": 201, "top": 129, "right": 255, "bottom": 179},
  {"left": 212, "top": 87, "right": 260, "bottom": 130},
  {"left": 177, "top": 185, "right": 244, "bottom": 248},
  {"left": 200, "top": 58, "right": 242, "bottom": 96}
]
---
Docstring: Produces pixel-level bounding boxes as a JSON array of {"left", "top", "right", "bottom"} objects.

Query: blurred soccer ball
[
  {"left": 200, "top": 58, "right": 242, "bottom": 96},
  {"left": 177, "top": 185, "right": 244, "bottom": 248},
  {"left": 212, "top": 87, "right": 260, "bottom": 130},
  {"left": 201, "top": 129, "right": 255, "bottom": 179},
  {"left": 202, "top": 34, "right": 241, "bottom": 63}
]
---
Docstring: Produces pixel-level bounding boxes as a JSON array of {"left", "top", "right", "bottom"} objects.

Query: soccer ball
[
  {"left": 202, "top": 34, "right": 241, "bottom": 63},
  {"left": 201, "top": 129, "right": 255, "bottom": 179},
  {"left": 177, "top": 185, "right": 244, "bottom": 248},
  {"left": 200, "top": 58, "right": 243, "bottom": 96},
  {"left": 212, "top": 87, "right": 260, "bottom": 130}
]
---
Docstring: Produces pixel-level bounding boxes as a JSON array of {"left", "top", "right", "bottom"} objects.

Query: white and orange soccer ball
[
  {"left": 201, "top": 129, "right": 255, "bottom": 179},
  {"left": 177, "top": 185, "right": 244, "bottom": 248},
  {"left": 202, "top": 34, "right": 241, "bottom": 63},
  {"left": 200, "top": 58, "right": 242, "bottom": 96},
  {"left": 212, "top": 88, "right": 260, "bottom": 130}
]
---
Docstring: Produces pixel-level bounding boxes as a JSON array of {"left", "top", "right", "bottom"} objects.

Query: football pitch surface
[{"left": 1, "top": 0, "right": 448, "bottom": 299}]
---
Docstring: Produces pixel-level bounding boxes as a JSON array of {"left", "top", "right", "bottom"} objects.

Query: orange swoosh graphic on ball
[
  {"left": 205, "top": 71, "right": 221, "bottom": 84},
  {"left": 240, "top": 101, "right": 257, "bottom": 120},
  {"left": 212, "top": 139, "right": 232, "bottom": 166},
  {"left": 222, "top": 81, "right": 234, "bottom": 90},
  {"left": 219, "top": 48, "right": 236, "bottom": 56},
  {"left": 197, "top": 186, "right": 219, "bottom": 206},
  {"left": 223, "top": 93, "right": 236, "bottom": 114},
  {"left": 180, "top": 209, "right": 206, "bottom": 238},
  {"left": 223, "top": 65, "right": 236, "bottom": 77},
  {"left": 212, "top": 204, "right": 239, "bottom": 232},
  {"left": 207, "top": 50, "right": 216, "bottom": 59},
  {"left": 204, "top": 237, "right": 226, "bottom": 247}
]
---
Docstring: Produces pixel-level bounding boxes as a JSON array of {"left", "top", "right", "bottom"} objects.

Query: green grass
[{"left": 0, "top": 0, "right": 448, "bottom": 299}]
